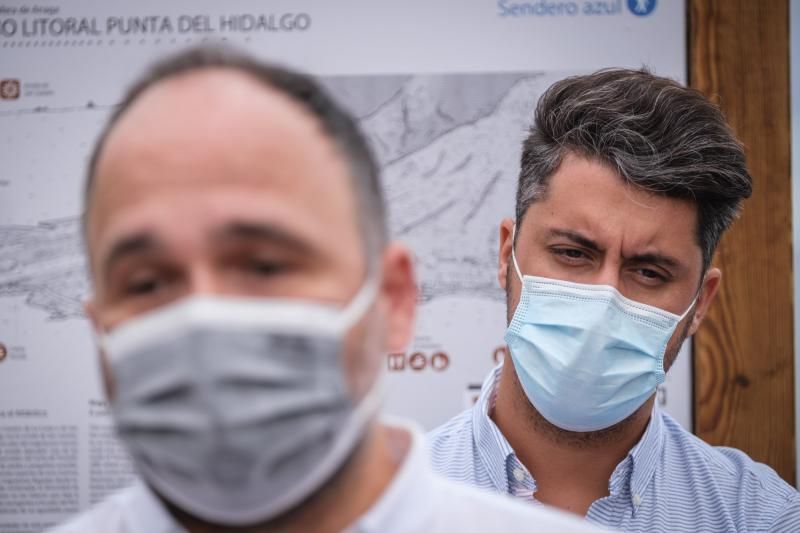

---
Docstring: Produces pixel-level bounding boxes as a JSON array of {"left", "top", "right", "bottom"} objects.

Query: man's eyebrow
[
  {"left": 102, "top": 233, "right": 158, "bottom": 277},
  {"left": 627, "top": 252, "right": 683, "bottom": 270},
  {"left": 214, "top": 221, "right": 315, "bottom": 254},
  {"left": 546, "top": 228, "right": 603, "bottom": 252}
]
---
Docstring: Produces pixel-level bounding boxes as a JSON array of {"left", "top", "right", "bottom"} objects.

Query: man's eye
[
  {"left": 248, "top": 259, "right": 285, "bottom": 276},
  {"left": 553, "top": 248, "right": 587, "bottom": 260},
  {"left": 636, "top": 268, "right": 667, "bottom": 283},
  {"left": 124, "top": 277, "right": 163, "bottom": 296}
]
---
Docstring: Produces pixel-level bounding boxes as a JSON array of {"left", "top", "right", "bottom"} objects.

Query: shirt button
[
  {"left": 633, "top": 494, "right": 642, "bottom": 507},
  {"left": 512, "top": 468, "right": 526, "bottom": 482}
]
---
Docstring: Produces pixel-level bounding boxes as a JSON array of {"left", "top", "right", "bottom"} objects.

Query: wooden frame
[{"left": 690, "top": 0, "right": 795, "bottom": 484}]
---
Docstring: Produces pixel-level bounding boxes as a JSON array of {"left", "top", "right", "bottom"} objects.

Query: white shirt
[{"left": 49, "top": 422, "right": 602, "bottom": 533}]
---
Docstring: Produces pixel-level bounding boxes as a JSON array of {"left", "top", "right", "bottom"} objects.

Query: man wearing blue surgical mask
[
  {"left": 429, "top": 69, "right": 800, "bottom": 531},
  {"left": 49, "top": 47, "right": 600, "bottom": 533}
]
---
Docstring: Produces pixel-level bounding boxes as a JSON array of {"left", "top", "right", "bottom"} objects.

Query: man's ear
[
  {"left": 498, "top": 218, "right": 515, "bottom": 291},
  {"left": 379, "top": 243, "right": 418, "bottom": 353},
  {"left": 687, "top": 267, "right": 721, "bottom": 337},
  {"left": 84, "top": 298, "right": 115, "bottom": 400}
]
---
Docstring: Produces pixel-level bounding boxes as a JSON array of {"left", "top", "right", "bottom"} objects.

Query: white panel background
[{"left": 0, "top": 0, "right": 687, "bottom": 527}]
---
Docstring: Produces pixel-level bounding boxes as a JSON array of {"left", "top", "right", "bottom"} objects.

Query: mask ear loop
[
  {"left": 677, "top": 295, "right": 698, "bottom": 322},
  {"left": 677, "top": 274, "right": 706, "bottom": 322},
  {"left": 510, "top": 224, "right": 524, "bottom": 283},
  {"left": 338, "top": 276, "right": 380, "bottom": 330}
]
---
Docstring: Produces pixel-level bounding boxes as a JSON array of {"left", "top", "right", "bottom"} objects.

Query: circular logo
[
  {"left": 0, "top": 343, "right": 7, "bottom": 362},
  {"left": 0, "top": 80, "right": 20, "bottom": 100},
  {"left": 627, "top": 0, "right": 657, "bottom": 16}
]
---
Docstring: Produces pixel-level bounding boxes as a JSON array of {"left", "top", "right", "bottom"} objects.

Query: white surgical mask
[
  {"left": 98, "top": 279, "right": 380, "bottom": 526},
  {"left": 504, "top": 228, "right": 696, "bottom": 432}
]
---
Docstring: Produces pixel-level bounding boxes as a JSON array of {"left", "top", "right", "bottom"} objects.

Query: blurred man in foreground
[
  {"left": 429, "top": 68, "right": 800, "bottom": 532},
  {"left": 50, "top": 47, "right": 600, "bottom": 533}
]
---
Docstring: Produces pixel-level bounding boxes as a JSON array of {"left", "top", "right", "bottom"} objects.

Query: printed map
[{"left": 1, "top": 72, "right": 556, "bottom": 316}]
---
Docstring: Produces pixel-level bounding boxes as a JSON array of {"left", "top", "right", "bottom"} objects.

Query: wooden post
[{"left": 690, "top": 0, "right": 795, "bottom": 484}]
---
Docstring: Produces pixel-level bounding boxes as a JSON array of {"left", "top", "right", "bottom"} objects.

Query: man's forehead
[
  {"left": 523, "top": 156, "right": 700, "bottom": 254},
  {"left": 90, "top": 66, "right": 353, "bottom": 214},
  {"left": 99, "top": 68, "right": 323, "bottom": 160},
  {"left": 545, "top": 156, "right": 696, "bottom": 216},
  {"left": 86, "top": 67, "right": 359, "bottom": 265}
]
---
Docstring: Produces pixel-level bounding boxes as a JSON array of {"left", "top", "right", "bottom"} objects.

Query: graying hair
[
  {"left": 517, "top": 68, "right": 752, "bottom": 271},
  {"left": 84, "top": 45, "right": 387, "bottom": 265}
]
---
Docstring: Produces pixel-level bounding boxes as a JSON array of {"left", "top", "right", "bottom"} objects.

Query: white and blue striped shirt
[{"left": 428, "top": 364, "right": 800, "bottom": 532}]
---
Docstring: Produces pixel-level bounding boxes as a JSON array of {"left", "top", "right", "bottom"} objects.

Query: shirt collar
[
  {"left": 603, "top": 404, "right": 664, "bottom": 513},
  {"left": 347, "top": 418, "right": 438, "bottom": 533},
  {"left": 624, "top": 401, "right": 665, "bottom": 506},
  {"left": 471, "top": 363, "right": 666, "bottom": 506},
  {"left": 472, "top": 363, "right": 521, "bottom": 493},
  {"left": 122, "top": 482, "right": 185, "bottom": 533}
]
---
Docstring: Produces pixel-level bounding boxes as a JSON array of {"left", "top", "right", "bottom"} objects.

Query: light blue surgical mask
[{"left": 504, "top": 228, "right": 697, "bottom": 432}]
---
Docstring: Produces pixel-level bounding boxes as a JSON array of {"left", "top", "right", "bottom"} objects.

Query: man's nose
[
  {"left": 188, "top": 265, "right": 225, "bottom": 296},
  {"left": 594, "top": 262, "right": 621, "bottom": 290}
]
